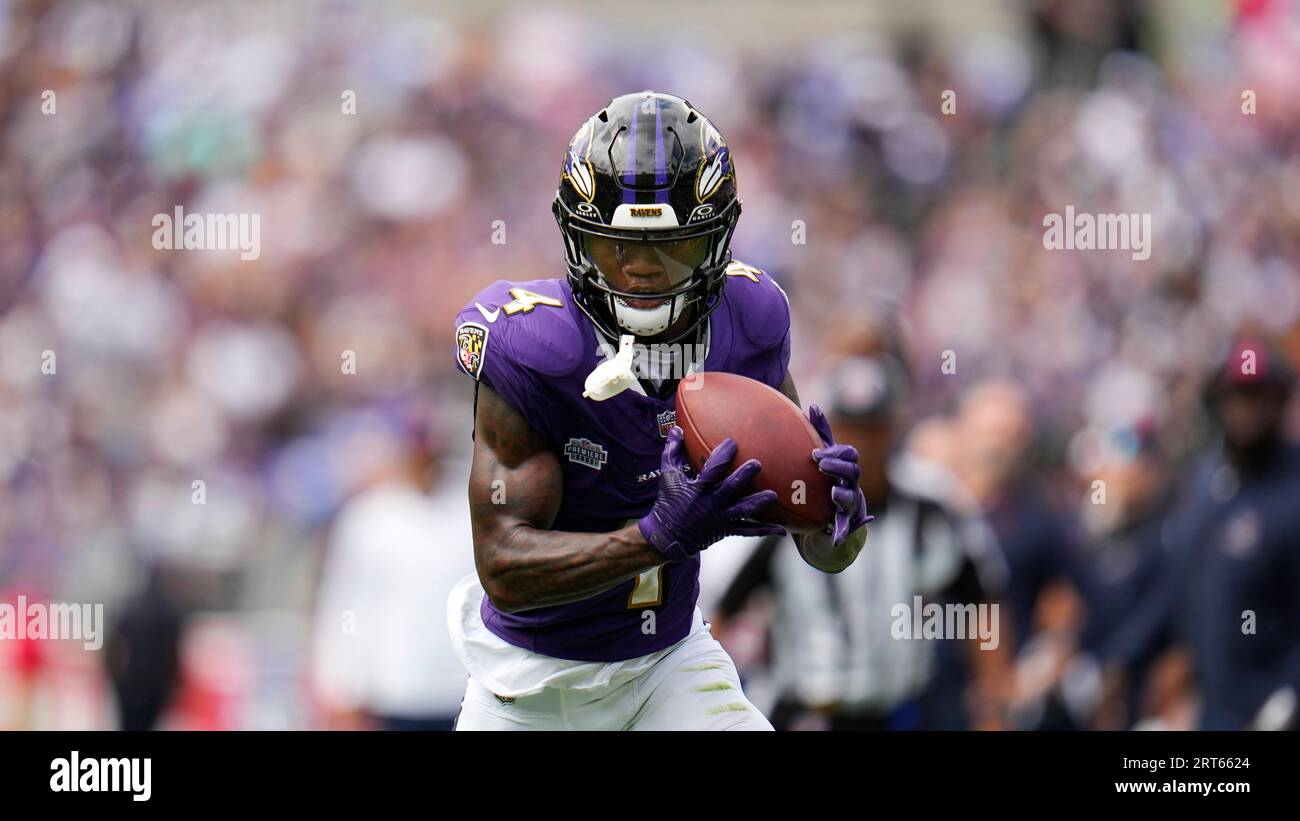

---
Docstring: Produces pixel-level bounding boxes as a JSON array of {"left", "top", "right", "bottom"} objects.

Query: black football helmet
[{"left": 553, "top": 91, "right": 741, "bottom": 346}]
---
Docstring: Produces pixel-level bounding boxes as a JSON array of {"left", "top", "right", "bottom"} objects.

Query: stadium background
[{"left": 1, "top": 0, "right": 1298, "bottom": 729}]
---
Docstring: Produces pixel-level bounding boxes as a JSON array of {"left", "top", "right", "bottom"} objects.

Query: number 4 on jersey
[{"left": 503, "top": 288, "right": 563, "bottom": 316}]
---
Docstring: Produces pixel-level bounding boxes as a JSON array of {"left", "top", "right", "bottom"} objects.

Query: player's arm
[
  {"left": 472, "top": 378, "right": 785, "bottom": 613},
  {"left": 469, "top": 381, "right": 665, "bottom": 613},
  {"left": 778, "top": 371, "right": 871, "bottom": 574}
]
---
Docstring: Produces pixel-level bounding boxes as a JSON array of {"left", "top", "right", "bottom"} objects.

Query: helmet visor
[{"left": 581, "top": 235, "right": 710, "bottom": 293}]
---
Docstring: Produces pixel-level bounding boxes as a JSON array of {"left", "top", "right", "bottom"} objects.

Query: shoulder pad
[
  {"left": 723, "top": 261, "right": 791, "bottom": 352},
  {"left": 453, "top": 278, "right": 585, "bottom": 380}
]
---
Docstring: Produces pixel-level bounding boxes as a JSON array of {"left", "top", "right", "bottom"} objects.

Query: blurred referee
[{"left": 714, "top": 352, "right": 1013, "bottom": 730}]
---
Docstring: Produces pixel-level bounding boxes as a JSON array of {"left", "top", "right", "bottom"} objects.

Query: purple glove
[
  {"left": 638, "top": 426, "right": 786, "bottom": 563},
  {"left": 808, "top": 404, "right": 874, "bottom": 545}
]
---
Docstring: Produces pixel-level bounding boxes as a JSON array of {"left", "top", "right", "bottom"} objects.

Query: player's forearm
[
  {"left": 480, "top": 523, "right": 664, "bottom": 613},
  {"left": 795, "top": 525, "right": 867, "bottom": 574}
]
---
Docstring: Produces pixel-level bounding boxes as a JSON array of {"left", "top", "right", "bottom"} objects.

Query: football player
[{"left": 449, "top": 91, "right": 872, "bottom": 730}]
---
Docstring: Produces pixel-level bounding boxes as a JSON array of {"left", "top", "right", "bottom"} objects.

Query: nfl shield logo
[{"left": 657, "top": 409, "right": 676, "bottom": 438}]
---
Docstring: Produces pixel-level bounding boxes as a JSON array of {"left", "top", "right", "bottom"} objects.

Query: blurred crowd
[{"left": 1, "top": 0, "right": 1298, "bottom": 730}]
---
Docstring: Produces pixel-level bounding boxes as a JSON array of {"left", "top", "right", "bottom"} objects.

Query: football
[{"left": 675, "top": 372, "right": 836, "bottom": 533}]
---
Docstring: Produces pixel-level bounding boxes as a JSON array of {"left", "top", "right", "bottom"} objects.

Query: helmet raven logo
[
  {"left": 695, "top": 122, "right": 731, "bottom": 202},
  {"left": 563, "top": 120, "right": 597, "bottom": 202}
]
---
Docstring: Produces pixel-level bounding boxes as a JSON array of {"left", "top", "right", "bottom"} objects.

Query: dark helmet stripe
[
  {"left": 623, "top": 95, "right": 672, "bottom": 205},
  {"left": 621, "top": 102, "right": 638, "bottom": 204},
  {"left": 654, "top": 97, "right": 670, "bottom": 204}
]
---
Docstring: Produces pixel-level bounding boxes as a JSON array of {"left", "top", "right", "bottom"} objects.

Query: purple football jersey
[{"left": 452, "top": 263, "right": 791, "bottom": 661}]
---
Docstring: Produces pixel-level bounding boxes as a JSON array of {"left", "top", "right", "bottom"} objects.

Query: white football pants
[{"left": 453, "top": 623, "right": 773, "bottom": 731}]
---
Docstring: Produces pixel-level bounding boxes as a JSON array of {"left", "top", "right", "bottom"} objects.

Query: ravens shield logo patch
[{"left": 456, "top": 322, "right": 489, "bottom": 380}]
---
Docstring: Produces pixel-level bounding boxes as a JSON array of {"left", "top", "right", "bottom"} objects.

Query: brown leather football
[{"left": 674, "top": 372, "right": 835, "bottom": 533}]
